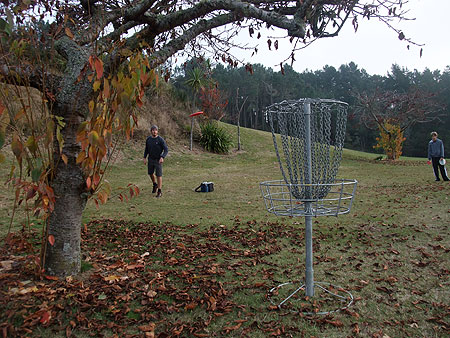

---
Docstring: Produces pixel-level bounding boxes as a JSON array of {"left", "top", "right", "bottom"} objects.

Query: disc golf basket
[{"left": 260, "top": 98, "right": 357, "bottom": 315}]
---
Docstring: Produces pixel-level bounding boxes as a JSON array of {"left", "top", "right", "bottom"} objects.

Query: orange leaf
[
  {"left": 223, "top": 322, "right": 242, "bottom": 331},
  {"left": 136, "top": 95, "right": 143, "bottom": 108},
  {"left": 324, "top": 319, "right": 344, "bottom": 327},
  {"left": 104, "top": 275, "right": 120, "bottom": 282},
  {"left": 103, "top": 79, "right": 110, "bottom": 98},
  {"left": 61, "top": 154, "right": 68, "bottom": 165},
  {"left": 76, "top": 130, "right": 86, "bottom": 143},
  {"left": 99, "top": 191, "right": 108, "bottom": 204},
  {"left": 76, "top": 152, "right": 85, "bottom": 164},
  {"left": 141, "top": 73, "right": 149, "bottom": 86},
  {"left": 93, "top": 173, "right": 100, "bottom": 187},
  {"left": 139, "top": 323, "right": 155, "bottom": 332},
  {"left": 88, "top": 100, "right": 95, "bottom": 113},
  {"left": 40, "top": 310, "right": 51, "bottom": 324},
  {"left": 134, "top": 186, "right": 140, "bottom": 196},
  {"left": 86, "top": 176, "right": 92, "bottom": 190},
  {"left": 185, "top": 302, "right": 197, "bottom": 310},
  {"left": 94, "top": 57, "right": 103, "bottom": 79},
  {"left": 65, "top": 27, "right": 74, "bottom": 39},
  {"left": 48, "top": 235, "right": 55, "bottom": 246},
  {"left": 0, "top": 102, "right": 5, "bottom": 115},
  {"left": 44, "top": 275, "right": 59, "bottom": 281}
]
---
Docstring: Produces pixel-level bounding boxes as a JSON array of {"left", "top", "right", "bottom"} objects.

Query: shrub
[
  {"left": 200, "top": 121, "right": 233, "bottom": 153},
  {"left": 373, "top": 119, "right": 406, "bottom": 160}
]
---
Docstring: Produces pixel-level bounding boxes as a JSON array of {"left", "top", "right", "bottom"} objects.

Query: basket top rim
[{"left": 265, "top": 98, "right": 348, "bottom": 112}]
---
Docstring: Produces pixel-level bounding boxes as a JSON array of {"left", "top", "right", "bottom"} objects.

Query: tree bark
[
  {"left": 45, "top": 161, "right": 85, "bottom": 276},
  {"left": 45, "top": 103, "right": 87, "bottom": 276},
  {"left": 44, "top": 38, "right": 91, "bottom": 276}
]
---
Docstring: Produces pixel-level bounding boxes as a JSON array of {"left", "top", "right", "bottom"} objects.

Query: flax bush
[{"left": 199, "top": 121, "right": 233, "bottom": 153}]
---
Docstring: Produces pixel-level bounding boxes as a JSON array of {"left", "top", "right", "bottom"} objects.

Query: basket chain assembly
[{"left": 260, "top": 98, "right": 357, "bottom": 314}]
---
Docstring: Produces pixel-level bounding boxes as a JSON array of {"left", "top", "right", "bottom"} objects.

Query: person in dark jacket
[
  {"left": 143, "top": 125, "right": 169, "bottom": 197},
  {"left": 427, "top": 131, "right": 448, "bottom": 181}
]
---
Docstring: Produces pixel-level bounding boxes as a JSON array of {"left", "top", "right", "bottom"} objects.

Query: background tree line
[{"left": 174, "top": 61, "right": 450, "bottom": 158}]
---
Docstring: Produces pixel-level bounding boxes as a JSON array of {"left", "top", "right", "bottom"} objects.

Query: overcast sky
[{"left": 231, "top": 0, "right": 449, "bottom": 76}]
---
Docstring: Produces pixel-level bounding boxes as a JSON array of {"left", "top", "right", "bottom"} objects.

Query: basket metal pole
[{"left": 304, "top": 100, "right": 314, "bottom": 297}]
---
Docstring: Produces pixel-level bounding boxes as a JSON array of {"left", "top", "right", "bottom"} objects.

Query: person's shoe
[
  {"left": 156, "top": 189, "right": 162, "bottom": 198},
  {"left": 152, "top": 183, "right": 158, "bottom": 193},
  {"left": 435, "top": 179, "right": 440, "bottom": 181}
]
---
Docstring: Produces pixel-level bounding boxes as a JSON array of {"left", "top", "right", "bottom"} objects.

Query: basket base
[{"left": 268, "top": 281, "right": 353, "bottom": 315}]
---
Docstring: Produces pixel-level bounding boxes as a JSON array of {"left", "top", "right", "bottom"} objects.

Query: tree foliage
[
  {"left": 174, "top": 62, "right": 449, "bottom": 157},
  {"left": 373, "top": 120, "right": 406, "bottom": 160},
  {"left": 354, "top": 88, "right": 442, "bottom": 159},
  {"left": 200, "top": 84, "right": 228, "bottom": 121}
]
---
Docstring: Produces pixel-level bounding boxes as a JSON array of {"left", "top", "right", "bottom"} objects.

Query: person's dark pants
[
  {"left": 431, "top": 157, "right": 449, "bottom": 181},
  {"left": 147, "top": 158, "right": 163, "bottom": 177}
]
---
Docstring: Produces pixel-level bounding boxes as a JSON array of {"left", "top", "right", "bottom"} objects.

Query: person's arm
[
  {"left": 143, "top": 138, "right": 148, "bottom": 164},
  {"left": 428, "top": 142, "right": 432, "bottom": 160},
  {"left": 161, "top": 137, "right": 168, "bottom": 158},
  {"left": 441, "top": 140, "right": 445, "bottom": 159}
]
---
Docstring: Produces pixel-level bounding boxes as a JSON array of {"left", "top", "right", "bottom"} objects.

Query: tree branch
[
  {"left": 149, "top": 13, "right": 238, "bottom": 69},
  {"left": 0, "top": 62, "right": 60, "bottom": 94}
]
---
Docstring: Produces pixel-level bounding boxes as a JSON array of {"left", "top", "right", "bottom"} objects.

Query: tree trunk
[
  {"left": 43, "top": 37, "right": 91, "bottom": 276},
  {"left": 45, "top": 103, "right": 86, "bottom": 276},
  {"left": 190, "top": 117, "right": 194, "bottom": 151},
  {"left": 237, "top": 119, "right": 241, "bottom": 151},
  {"left": 45, "top": 162, "right": 85, "bottom": 276}
]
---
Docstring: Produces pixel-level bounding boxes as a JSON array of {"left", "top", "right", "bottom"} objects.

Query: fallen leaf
[
  {"left": 10, "top": 286, "right": 38, "bottom": 295},
  {"left": 147, "top": 290, "right": 157, "bottom": 298},
  {"left": 40, "top": 310, "right": 51, "bottom": 325},
  {"left": 139, "top": 323, "right": 155, "bottom": 332},
  {"left": 44, "top": 275, "right": 59, "bottom": 281},
  {"left": 223, "top": 322, "right": 242, "bottom": 331},
  {"left": 185, "top": 301, "right": 197, "bottom": 310},
  {"left": 104, "top": 275, "right": 120, "bottom": 282},
  {"left": 0, "top": 260, "right": 14, "bottom": 271},
  {"left": 193, "top": 333, "right": 209, "bottom": 337},
  {"left": 324, "top": 319, "right": 343, "bottom": 327}
]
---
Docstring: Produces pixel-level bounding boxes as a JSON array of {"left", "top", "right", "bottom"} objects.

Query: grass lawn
[{"left": 0, "top": 123, "right": 449, "bottom": 337}]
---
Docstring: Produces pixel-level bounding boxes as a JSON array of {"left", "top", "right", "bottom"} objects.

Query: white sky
[{"left": 231, "top": 0, "right": 450, "bottom": 76}]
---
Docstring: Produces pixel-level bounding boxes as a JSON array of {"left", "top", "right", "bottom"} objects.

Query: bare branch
[{"left": 149, "top": 13, "right": 238, "bottom": 69}]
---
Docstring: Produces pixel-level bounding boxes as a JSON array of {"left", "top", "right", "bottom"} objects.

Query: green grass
[{"left": 1, "top": 123, "right": 449, "bottom": 337}]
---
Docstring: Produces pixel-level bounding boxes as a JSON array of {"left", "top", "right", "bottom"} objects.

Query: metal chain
[{"left": 266, "top": 99, "right": 348, "bottom": 200}]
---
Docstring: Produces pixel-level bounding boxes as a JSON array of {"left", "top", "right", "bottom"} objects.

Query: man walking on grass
[
  {"left": 144, "top": 125, "right": 169, "bottom": 197},
  {"left": 428, "top": 131, "right": 449, "bottom": 182}
]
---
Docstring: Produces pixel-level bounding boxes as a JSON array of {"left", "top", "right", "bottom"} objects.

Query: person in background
[
  {"left": 143, "top": 125, "right": 169, "bottom": 197},
  {"left": 427, "top": 131, "right": 449, "bottom": 181}
]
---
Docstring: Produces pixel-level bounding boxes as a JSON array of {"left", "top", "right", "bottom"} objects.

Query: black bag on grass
[{"left": 195, "top": 182, "right": 214, "bottom": 192}]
